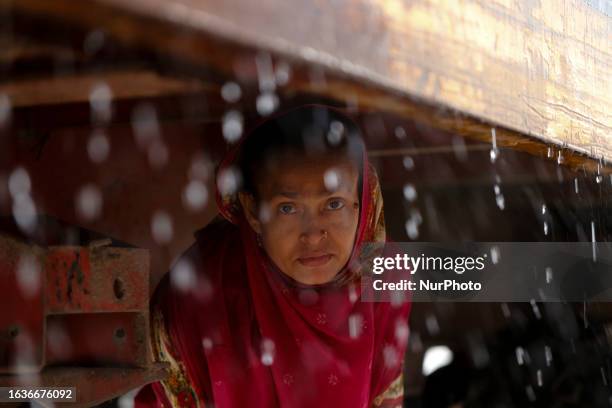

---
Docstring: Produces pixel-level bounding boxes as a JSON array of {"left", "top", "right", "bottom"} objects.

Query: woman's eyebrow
[
  {"left": 272, "top": 187, "right": 353, "bottom": 199},
  {"left": 273, "top": 190, "right": 299, "bottom": 198}
]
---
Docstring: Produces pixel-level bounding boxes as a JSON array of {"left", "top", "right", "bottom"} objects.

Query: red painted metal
[
  {"left": 45, "top": 245, "right": 149, "bottom": 313},
  {"left": 0, "top": 235, "right": 45, "bottom": 373},
  {"left": 45, "top": 313, "right": 149, "bottom": 367},
  {"left": 1, "top": 365, "right": 168, "bottom": 407},
  {"left": 0, "top": 232, "right": 166, "bottom": 405}
]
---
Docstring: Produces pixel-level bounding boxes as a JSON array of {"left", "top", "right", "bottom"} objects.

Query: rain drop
[
  {"left": 530, "top": 299, "right": 542, "bottom": 319},
  {"left": 574, "top": 178, "right": 579, "bottom": 194},
  {"left": 545, "top": 267, "right": 553, "bottom": 283},
  {"left": 557, "top": 150, "right": 564, "bottom": 164},
  {"left": 261, "top": 338, "right": 275, "bottom": 366},
  {"left": 425, "top": 314, "right": 440, "bottom": 335},
  {"left": 490, "top": 246, "right": 500, "bottom": 264},
  {"left": 493, "top": 183, "right": 504, "bottom": 209},
  {"left": 76, "top": 183, "right": 103, "bottom": 221},
  {"left": 591, "top": 221, "right": 597, "bottom": 262},
  {"left": 258, "top": 203, "right": 272, "bottom": 224},
  {"left": 596, "top": 161, "right": 602, "bottom": 184},
  {"left": 405, "top": 208, "right": 423, "bottom": 240},
  {"left": 402, "top": 156, "right": 415, "bottom": 170},
  {"left": 256, "top": 53, "right": 276, "bottom": 92},
  {"left": 348, "top": 313, "right": 363, "bottom": 339},
  {"left": 202, "top": 337, "right": 213, "bottom": 352},
  {"left": 383, "top": 344, "right": 399, "bottom": 368},
  {"left": 256, "top": 92, "right": 279, "bottom": 116},
  {"left": 84, "top": 30, "right": 105, "bottom": 55},
  {"left": 323, "top": 168, "right": 340, "bottom": 192},
  {"left": 12, "top": 194, "right": 37, "bottom": 233},
  {"left": 151, "top": 210, "right": 174, "bottom": 244},
  {"left": 348, "top": 282, "right": 358, "bottom": 303},
  {"left": 556, "top": 166, "right": 564, "bottom": 183},
  {"left": 189, "top": 154, "right": 211, "bottom": 181},
  {"left": 14, "top": 331, "right": 37, "bottom": 367},
  {"left": 217, "top": 166, "right": 242, "bottom": 196},
  {"left": 405, "top": 218, "right": 419, "bottom": 240},
  {"left": 395, "top": 319, "right": 409, "bottom": 346},
  {"left": 89, "top": 82, "right": 113, "bottom": 124},
  {"left": 394, "top": 126, "right": 407, "bottom": 140},
  {"left": 452, "top": 136, "right": 468, "bottom": 162},
  {"left": 87, "top": 130, "right": 110, "bottom": 163},
  {"left": 422, "top": 345, "right": 453, "bottom": 375},
  {"left": 148, "top": 139, "right": 169, "bottom": 168},
  {"left": 327, "top": 121, "right": 345, "bottom": 145},
  {"left": 501, "top": 303, "right": 511, "bottom": 318},
  {"left": 516, "top": 346, "right": 526, "bottom": 365},
  {"left": 545, "top": 345, "right": 552, "bottom": 366},
  {"left": 390, "top": 290, "right": 406, "bottom": 307},
  {"left": 221, "top": 82, "right": 242, "bottom": 103},
  {"left": 468, "top": 336, "right": 490, "bottom": 368},
  {"left": 47, "top": 322, "right": 72, "bottom": 360},
  {"left": 403, "top": 184, "right": 417, "bottom": 202},
  {"left": 182, "top": 180, "right": 208, "bottom": 212},
  {"left": 495, "top": 192, "right": 505, "bottom": 210},
  {"left": 275, "top": 61, "right": 291, "bottom": 86},
  {"left": 490, "top": 148, "right": 499, "bottom": 163},
  {"left": 222, "top": 110, "right": 244, "bottom": 143},
  {"left": 490, "top": 128, "right": 499, "bottom": 163},
  {"left": 170, "top": 259, "right": 197, "bottom": 291},
  {"left": 537, "top": 369, "right": 543, "bottom": 387},
  {"left": 131, "top": 103, "right": 160, "bottom": 149},
  {"left": 8, "top": 167, "right": 31, "bottom": 198},
  {"left": 409, "top": 331, "right": 423, "bottom": 353},
  {"left": 16, "top": 254, "right": 41, "bottom": 298},
  {"left": 543, "top": 221, "right": 549, "bottom": 236}
]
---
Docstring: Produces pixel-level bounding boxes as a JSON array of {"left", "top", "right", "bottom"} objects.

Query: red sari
[{"left": 135, "top": 106, "right": 411, "bottom": 407}]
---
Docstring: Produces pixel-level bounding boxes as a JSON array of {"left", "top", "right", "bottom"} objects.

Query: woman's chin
[{"left": 288, "top": 265, "right": 340, "bottom": 285}]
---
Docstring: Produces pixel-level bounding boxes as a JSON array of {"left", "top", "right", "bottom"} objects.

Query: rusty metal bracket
[{"left": 0, "top": 232, "right": 168, "bottom": 406}]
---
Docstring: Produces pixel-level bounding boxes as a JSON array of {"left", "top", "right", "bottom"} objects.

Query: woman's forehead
[{"left": 257, "top": 154, "right": 359, "bottom": 198}]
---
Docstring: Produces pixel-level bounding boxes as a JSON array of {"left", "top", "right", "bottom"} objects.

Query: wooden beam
[
  {"left": 0, "top": 69, "right": 210, "bottom": 107},
  {"left": 5, "top": 0, "right": 611, "bottom": 163}
]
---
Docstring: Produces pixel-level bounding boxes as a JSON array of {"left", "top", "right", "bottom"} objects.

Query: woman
[{"left": 135, "top": 105, "right": 411, "bottom": 407}]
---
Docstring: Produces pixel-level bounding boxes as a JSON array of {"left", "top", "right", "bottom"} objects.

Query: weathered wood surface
[
  {"left": 1, "top": 69, "right": 208, "bottom": 107},
  {"left": 6, "top": 0, "right": 611, "bottom": 162}
]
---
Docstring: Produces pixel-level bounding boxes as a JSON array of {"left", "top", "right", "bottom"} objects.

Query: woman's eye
[
  {"left": 326, "top": 199, "right": 345, "bottom": 210},
  {"left": 278, "top": 203, "right": 297, "bottom": 215}
]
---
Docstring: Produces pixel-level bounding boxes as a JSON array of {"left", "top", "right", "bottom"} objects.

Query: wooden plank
[
  {"left": 0, "top": 69, "right": 209, "bottom": 107},
  {"left": 5, "top": 0, "right": 611, "bottom": 163}
]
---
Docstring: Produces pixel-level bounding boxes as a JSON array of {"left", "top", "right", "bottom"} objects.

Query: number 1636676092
[{"left": 2, "top": 387, "right": 75, "bottom": 402}]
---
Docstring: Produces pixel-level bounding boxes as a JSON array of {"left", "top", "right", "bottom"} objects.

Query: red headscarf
[{"left": 136, "top": 105, "right": 411, "bottom": 407}]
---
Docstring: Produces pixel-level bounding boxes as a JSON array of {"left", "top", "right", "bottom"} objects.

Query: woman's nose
[
  {"left": 299, "top": 215, "right": 329, "bottom": 246},
  {"left": 299, "top": 228, "right": 328, "bottom": 246}
]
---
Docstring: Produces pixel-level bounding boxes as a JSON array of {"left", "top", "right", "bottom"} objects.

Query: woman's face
[{"left": 239, "top": 153, "right": 360, "bottom": 285}]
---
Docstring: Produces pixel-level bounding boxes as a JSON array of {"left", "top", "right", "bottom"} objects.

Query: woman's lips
[{"left": 297, "top": 254, "right": 333, "bottom": 267}]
